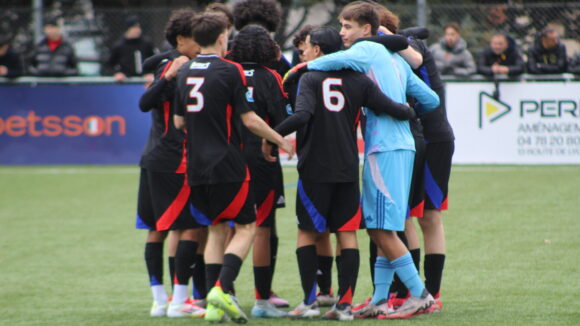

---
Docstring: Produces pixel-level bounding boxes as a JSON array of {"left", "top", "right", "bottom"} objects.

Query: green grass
[{"left": 0, "top": 165, "right": 579, "bottom": 325}]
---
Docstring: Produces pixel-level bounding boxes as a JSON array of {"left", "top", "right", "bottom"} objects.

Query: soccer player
[
  {"left": 228, "top": 24, "right": 289, "bottom": 318},
  {"left": 271, "top": 26, "right": 418, "bottom": 321},
  {"left": 289, "top": 23, "right": 339, "bottom": 308},
  {"left": 136, "top": 8, "right": 205, "bottom": 318},
  {"left": 232, "top": 0, "right": 292, "bottom": 308},
  {"left": 173, "top": 13, "right": 294, "bottom": 324},
  {"left": 368, "top": 11, "right": 455, "bottom": 313},
  {"left": 297, "top": 1, "right": 440, "bottom": 319}
]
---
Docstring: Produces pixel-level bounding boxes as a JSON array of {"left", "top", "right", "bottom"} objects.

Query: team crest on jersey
[
  {"left": 246, "top": 87, "right": 255, "bottom": 103},
  {"left": 190, "top": 62, "right": 210, "bottom": 69},
  {"left": 244, "top": 69, "right": 255, "bottom": 77}
]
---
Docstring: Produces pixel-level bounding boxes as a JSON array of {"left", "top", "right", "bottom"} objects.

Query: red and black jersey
[
  {"left": 275, "top": 70, "right": 416, "bottom": 183},
  {"left": 138, "top": 49, "right": 187, "bottom": 173},
  {"left": 175, "top": 55, "right": 254, "bottom": 186},
  {"left": 241, "top": 63, "right": 289, "bottom": 158}
]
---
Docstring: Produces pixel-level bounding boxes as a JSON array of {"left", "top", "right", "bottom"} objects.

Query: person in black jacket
[
  {"left": 107, "top": 15, "right": 155, "bottom": 82},
  {"left": 527, "top": 27, "right": 567, "bottom": 74},
  {"left": 477, "top": 33, "right": 524, "bottom": 76},
  {"left": 0, "top": 36, "right": 24, "bottom": 78},
  {"left": 29, "top": 19, "right": 78, "bottom": 76}
]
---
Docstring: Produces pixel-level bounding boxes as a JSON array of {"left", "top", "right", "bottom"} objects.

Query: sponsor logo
[
  {"left": 244, "top": 69, "right": 254, "bottom": 77},
  {"left": 479, "top": 91, "right": 511, "bottom": 128},
  {"left": 0, "top": 111, "right": 126, "bottom": 137},
  {"left": 190, "top": 62, "right": 210, "bottom": 69}
]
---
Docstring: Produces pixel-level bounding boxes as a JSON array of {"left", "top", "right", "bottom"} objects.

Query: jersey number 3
[
  {"left": 186, "top": 77, "right": 205, "bottom": 112},
  {"left": 322, "top": 78, "right": 345, "bottom": 112}
]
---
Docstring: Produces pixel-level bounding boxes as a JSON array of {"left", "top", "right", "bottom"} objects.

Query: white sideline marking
[{"left": 0, "top": 167, "right": 138, "bottom": 175}]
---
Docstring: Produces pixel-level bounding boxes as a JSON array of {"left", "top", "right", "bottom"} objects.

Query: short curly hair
[
  {"left": 230, "top": 25, "right": 279, "bottom": 65},
  {"left": 205, "top": 2, "right": 234, "bottom": 29},
  {"left": 233, "top": 0, "right": 281, "bottom": 33},
  {"left": 165, "top": 8, "right": 197, "bottom": 48},
  {"left": 292, "top": 24, "right": 317, "bottom": 48}
]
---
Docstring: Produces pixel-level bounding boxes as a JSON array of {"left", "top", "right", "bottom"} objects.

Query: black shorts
[
  {"left": 189, "top": 175, "right": 256, "bottom": 226},
  {"left": 296, "top": 180, "right": 363, "bottom": 233},
  {"left": 408, "top": 136, "right": 426, "bottom": 218},
  {"left": 424, "top": 141, "right": 454, "bottom": 210},
  {"left": 136, "top": 168, "right": 199, "bottom": 231},
  {"left": 249, "top": 161, "right": 282, "bottom": 228}
]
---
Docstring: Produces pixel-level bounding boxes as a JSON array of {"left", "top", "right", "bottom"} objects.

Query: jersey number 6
[
  {"left": 322, "top": 78, "right": 345, "bottom": 112},
  {"left": 186, "top": 77, "right": 205, "bottom": 112}
]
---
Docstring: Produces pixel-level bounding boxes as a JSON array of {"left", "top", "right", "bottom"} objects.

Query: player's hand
[
  {"left": 165, "top": 56, "right": 189, "bottom": 80},
  {"left": 283, "top": 62, "right": 308, "bottom": 87},
  {"left": 261, "top": 139, "right": 277, "bottom": 162},
  {"left": 279, "top": 138, "right": 295, "bottom": 160},
  {"left": 114, "top": 72, "right": 127, "bottom": 82}
]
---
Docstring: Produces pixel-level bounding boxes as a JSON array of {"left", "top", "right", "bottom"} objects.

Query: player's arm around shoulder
[
  {"left": 360, "top": 73, "right": 416, "bottom": 120},
  {"left": 307, "top": 41, "right": 376, "bottom": 73},
  {"left": 404, "top": 63, "right": 440, "bottom": 114}
]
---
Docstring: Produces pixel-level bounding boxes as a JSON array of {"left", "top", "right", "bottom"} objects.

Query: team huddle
[{"left": 136, "top": 0, "right": 454, "bottom": 323}]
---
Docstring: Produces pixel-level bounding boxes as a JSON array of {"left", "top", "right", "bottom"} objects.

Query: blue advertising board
[{"left": 0, "top": 84, "right": 150, "bottom": 164}]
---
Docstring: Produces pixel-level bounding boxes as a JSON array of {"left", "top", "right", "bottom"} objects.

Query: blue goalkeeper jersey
[{"left": 307, "top": 40, "right": 439, "bottom": 154}]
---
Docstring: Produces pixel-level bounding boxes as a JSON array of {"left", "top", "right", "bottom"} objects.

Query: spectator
[
  {"left": 569, "top": 51, "right": 580, "bottom": 74},
  {"left": 527, "top": 27, "right": 567, "bottom": 74},
  {"left": 477, "top": 33, "right": 524, "bottom": 76},
  {"left": 29, "top": 18, "right": 78, "bottom": 76},
  {"left": 107, "top": 15, "right": 155, "bottom": 82},
  {"left": 429, "top": 23, "right": 476, "bottom": 76},
  {"left": 0, "top": 35, "right": 24, "bottom": 78}
]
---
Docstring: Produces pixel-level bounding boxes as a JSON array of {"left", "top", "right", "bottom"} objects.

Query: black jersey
[
  {"left": 408, "top": 38, "right": 454, "bottom": 143},
  {"left": 138, "top": 49, "right": 187, "bottom": 173},
  {"left": 241, "top": 63, "right": 289, "bottom": 155},
  {"left": 175, "top": 55, "right": 254, "bottom": 186},
  {"left": 275, "top": 70, "right": 416, "bottom": 183}
]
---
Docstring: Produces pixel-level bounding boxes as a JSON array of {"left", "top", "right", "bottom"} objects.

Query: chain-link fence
[{"left": 1, "top": 1, "right": 578, "bottom": 76}]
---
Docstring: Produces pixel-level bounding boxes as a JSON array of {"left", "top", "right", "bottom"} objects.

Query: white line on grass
[{"left": 0, "top": 167, "right": 139, "bottom": 175}]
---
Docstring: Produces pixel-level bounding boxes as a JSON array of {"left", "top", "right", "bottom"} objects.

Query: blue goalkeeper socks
[
  {"left": 392, "top": 252, "right": 425, "bottom": 298},
  {"left": 371, "top": 256, "right": 394, "bottom": 305}
]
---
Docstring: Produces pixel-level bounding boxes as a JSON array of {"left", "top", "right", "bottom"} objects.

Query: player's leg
[
  {"left": 315, "top": 232, "right": 335, "bottom": 307},
  {"left": 362, "top": 151, "right": 433, "bottom": 320},
  {"left": 323, "top": 182, "right": 362, "bottom": 321},
  {"left": 288, "top": 180, "right": 332, "bottom": 319},
  {"left": 136, "top": 168, "right": 168, "bottom": 317},
  {"left": 391, "top": 136, "right": 426, "bottom": 307},
  {"left": 251, "top": 187, "right": 286, "bottom": 317},
  {"left": 205, "top": 179, "right": 256, "bottom": 324},
  {"left": 167, "top": 230, "right": 178, "bottom": 292},
  {"left": 148, "top": 171, "right": 202, "bottom": 318},
  {"left": 192, "top": 227, "right": 207, "bottom": 306},
  {"left": 418, "top": 141, "right": 453, "bottom": 312}
]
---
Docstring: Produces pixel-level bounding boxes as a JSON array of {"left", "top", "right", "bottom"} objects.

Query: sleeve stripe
[
  {"left": 219, "top": 57, "right": 247, "bottom": 86},
  {"left": 263, "top": 66, "right": 288, "bottom": 99},
  {"left": 159, "top": 60, "right": 173, "bottom": 79}
]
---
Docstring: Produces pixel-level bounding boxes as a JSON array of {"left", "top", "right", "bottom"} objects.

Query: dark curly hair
[
  {"left": 292, "top": 24, "right": 317, "bottom": 48},
  {"left": 233, "top": 0, "right": 281, "bottom": 33},
  {"left": 205, "top": 2, "right": 234, "bottom": 29},
  {"left": 230, "top": 25, "right": 279, "bottom": 65},
  {"left": 165, "top": 8, "right": 197, "bottom": 48}
]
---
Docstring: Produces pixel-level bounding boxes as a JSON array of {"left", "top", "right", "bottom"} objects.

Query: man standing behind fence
[
  {"left": 29, "top": 18, "right": 78, "bottom": 77},
  {"left": 527, "top": 27, "right": 567, "bottom": 74},
  {"left": 107, "top": 15, "right": 155, "bottom": 82}
]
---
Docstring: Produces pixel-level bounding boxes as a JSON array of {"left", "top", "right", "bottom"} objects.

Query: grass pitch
[{"left": 0, "top": 165, "right": 579, "bottom": 326}]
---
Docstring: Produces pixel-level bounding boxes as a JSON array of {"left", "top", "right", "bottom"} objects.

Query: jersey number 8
[
  {"left": 186, "top": 77, "right": 205, "bottom": 112},
  {"left": 322, "top": 78, "right": 345, "bottom": 112}
]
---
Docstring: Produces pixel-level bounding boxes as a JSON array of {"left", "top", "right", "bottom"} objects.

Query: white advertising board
[{"left": 446, "top": 80, "right": 580, "bottom": 164}]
